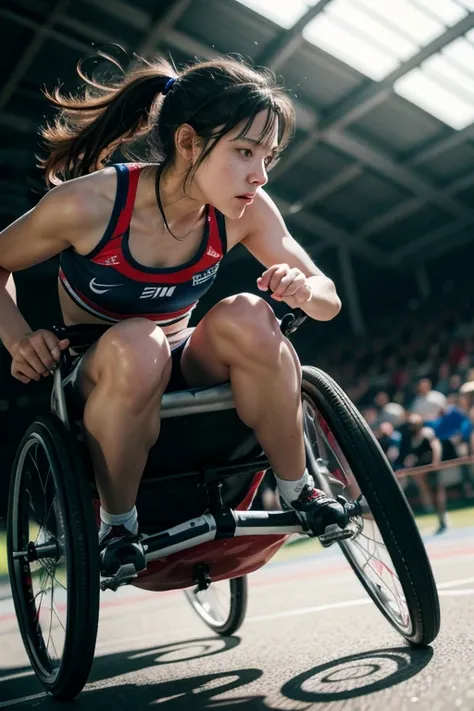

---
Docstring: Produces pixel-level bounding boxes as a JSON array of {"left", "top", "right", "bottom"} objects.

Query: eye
[
  {"left": 264, "top": 155, "right": 274, "bottom": 168},
  {"left": 237, "top": 148, "right": 253, "bottom": 159}
]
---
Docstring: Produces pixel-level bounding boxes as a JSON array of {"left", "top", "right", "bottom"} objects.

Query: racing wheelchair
[{"left": 6, "top": 309, "right": 440, "bottom": 700}]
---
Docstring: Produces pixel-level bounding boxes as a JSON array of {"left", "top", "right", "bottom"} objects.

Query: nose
[{"left": 249, "top": 162, "right": 268, "bottom": 187}]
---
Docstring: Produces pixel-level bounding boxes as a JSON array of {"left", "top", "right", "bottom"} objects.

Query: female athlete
[{"left": 0, "top": 54, "right": 346, "bottom": 568}]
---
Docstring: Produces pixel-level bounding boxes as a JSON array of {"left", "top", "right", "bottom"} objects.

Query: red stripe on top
[
  {"left": 91, "top": 204, "right": 223, "bottom": 284},
  {"left": 112, "top": 164, "right": 141, "bottom": 238}
]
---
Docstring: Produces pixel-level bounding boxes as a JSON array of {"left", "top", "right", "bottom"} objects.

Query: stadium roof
[{"left": 2, "top": 0, "right": 474, "bottom": 278}]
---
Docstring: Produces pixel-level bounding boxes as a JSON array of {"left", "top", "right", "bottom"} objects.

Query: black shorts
[{"left": 62, "top": 332, "right": 192, "bottom": 418}]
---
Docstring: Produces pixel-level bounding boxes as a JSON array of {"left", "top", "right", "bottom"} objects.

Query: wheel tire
[
  {"left": 7, "top": 414, "right": 100, "bottom": 700},
  {"left": 184, "top": 576, "right": 248, "bottom": 636},
  {"left": 302, "top": 366, "right": 440, "bottom": 647}
]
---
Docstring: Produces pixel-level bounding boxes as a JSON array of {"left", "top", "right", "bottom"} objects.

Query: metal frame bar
[{"left": 144, "top": 509, "right": 303, "bottom": 563}]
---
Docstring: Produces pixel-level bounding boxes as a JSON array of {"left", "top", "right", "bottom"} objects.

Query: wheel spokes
[{"left": 302, "top": 397, "right": 411, "bottom": 633}]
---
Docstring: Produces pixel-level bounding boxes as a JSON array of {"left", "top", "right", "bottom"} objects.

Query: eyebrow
[{"left": 233, "top": 137, "right": 279, "bottom": 154}]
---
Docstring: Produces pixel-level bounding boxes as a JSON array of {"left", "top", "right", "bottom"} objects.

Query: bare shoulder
[
  {"left": 225, "top": 189, "right": 283, "bottom": 250},
  {"left": 40, "top": 168, "right": 117, "bottom": 247}
]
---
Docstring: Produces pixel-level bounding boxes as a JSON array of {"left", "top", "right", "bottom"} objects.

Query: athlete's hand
[
  {"left": 257, "top": 264, "right": 312, "bottom": 308},
  {"left": 11, "top": 330, "right": 70, "bottom": 384}
]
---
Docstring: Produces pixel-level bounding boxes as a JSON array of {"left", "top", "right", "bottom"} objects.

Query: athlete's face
[{"left": 192, "top": 110, "right": 280, "bottom": 218}]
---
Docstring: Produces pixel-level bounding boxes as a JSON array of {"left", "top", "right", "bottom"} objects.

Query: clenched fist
[{"left": 257, "top": 264, "right": 312, "bottom": 309}]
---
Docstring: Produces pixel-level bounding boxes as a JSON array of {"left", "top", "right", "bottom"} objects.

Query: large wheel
[
  {"left": 184, "top": 576, "right": 248, "bottom": 636},
  {"left": 301, "top": 366, "right": 440, "bottom": 647},
  {"left": 7, "top": 414, "right": 100, "bottom": 700}
]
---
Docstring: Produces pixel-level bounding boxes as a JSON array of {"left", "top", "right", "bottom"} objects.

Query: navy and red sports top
[{"left": 59, "top": 163, "right": 227, "bottom": 328}]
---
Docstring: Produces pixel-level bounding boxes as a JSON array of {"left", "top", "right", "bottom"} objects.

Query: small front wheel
[{"left": 184, "top": 576, "right": 248, "bottom": 636}]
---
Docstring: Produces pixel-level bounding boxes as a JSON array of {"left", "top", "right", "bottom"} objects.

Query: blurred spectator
[
  {"left": 410, "top": 378, "right": 447, "bottom": 420},
  {"left": 434, "top": 363, "right": 451, "bottom": 396},
  {"left": 376, "top": 421, "right": 401, "bottom": 464},
  {"left": 394, "top": 414, "right": 446, "bottom": 534}
]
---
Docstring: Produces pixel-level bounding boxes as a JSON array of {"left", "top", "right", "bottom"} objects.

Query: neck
[{"left": 157, "top": 163, "right": 206, "bottom": 225}]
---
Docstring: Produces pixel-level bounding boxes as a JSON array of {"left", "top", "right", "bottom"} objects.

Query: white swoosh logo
[{"left": 89, "top": 278, "right": 123, "bottom": 295}]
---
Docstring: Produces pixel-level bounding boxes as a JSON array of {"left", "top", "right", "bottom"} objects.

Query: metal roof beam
[
  {"left": 414, "top": 228, "right": 474, "bottom": 265},
  {"left": 274, "top": 196, "right": 390, "bottom": 267},
  {"left": 287, "top": 164, "right": 363, "bottom": 214},
  {"left": 325, "top": 131, "right": 474, "bottom": 220},
  {"left": 273, "top": 11, "right": 474, "bottom": 179},
  {"left": 393, "top": 215, "right": 474, "bottom": 264},
  {"left": 83, "top": 0, "right": 148, "bottom": 32},
  {"left": 0, "top": 111, "right": 37, "bottom": 133},
  {"left": 1, "top": 8, "right": 105, "bottom": 55},
  {"left": 256, "top": 0, "right": 333, "bottom": 71},
  {"left": 407, "top": 121, "right": 474, "bottom": 167},
  {"left": 0, "top": 0, "right": 70, "bottom": 112},
  {"left": 137, "top": 0, "right": 192, "bottom": 57},
  {"left": 312, "top": 164, "right": 474, "bottom": 260}
]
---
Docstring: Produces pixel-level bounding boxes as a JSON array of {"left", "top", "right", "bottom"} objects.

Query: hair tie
[{"left": 162, "top": 77, "right": 176, "bottom": 96}]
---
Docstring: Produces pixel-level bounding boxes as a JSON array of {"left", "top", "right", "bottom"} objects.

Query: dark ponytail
[
  {"left": 39, "top": 55, "right": 176, "bottom": 185},
  {"left": 40, "top": 52, "right": 295, "bottom": 188}
]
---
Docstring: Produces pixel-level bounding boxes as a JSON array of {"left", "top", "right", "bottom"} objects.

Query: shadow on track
[
  {"left": 282, "top": 645, "right": 434, "bottom": 702},
  {"left": 1, "top": 641, "right": 434, "bottom": 709}
]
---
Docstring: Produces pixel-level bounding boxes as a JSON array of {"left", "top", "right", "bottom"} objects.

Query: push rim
[{"left": 302, "top": 395, "right": 412, "bottom": 636}]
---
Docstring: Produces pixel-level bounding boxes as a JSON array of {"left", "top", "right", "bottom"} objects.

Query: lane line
[
  {"left": 437, "top": 576, "right": 474, "bottom": 589},
  {"left": 0, "top": 693, "right": 46, "bottom": 708},
  {"left": 438, "top": 589, "right": 474, "bottom": 596}
]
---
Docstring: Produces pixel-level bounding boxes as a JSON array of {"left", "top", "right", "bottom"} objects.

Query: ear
[{"left": 175, "top": 123, "right": 199, "bottom": 162}]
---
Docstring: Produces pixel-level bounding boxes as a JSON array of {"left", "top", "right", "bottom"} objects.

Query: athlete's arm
[
  {"left": 240, "top": 190, "right": 341, "bottom": 321},
  {"left": 0, "top": 178, "right": 101, "bottom": 354}
]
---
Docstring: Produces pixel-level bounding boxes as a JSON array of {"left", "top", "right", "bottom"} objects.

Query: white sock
[
  {"left": 274, "top": 469, "right": 314, "bottom": 505},
  {"left": 99, "top": 506, "right": 138, "bottom": 537}
]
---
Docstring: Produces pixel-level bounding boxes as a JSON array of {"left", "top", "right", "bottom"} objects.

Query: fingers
[
  {"left": 257, "top": 265, "right": 281, "bottom": 291},
  {"left": 258, "top": 265, "right": 311, "bottom": 304},
  {"left": 11, "top": 330, "right": 70, "bottom": 384}
]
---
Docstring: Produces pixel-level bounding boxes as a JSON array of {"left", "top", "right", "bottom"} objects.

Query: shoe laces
[{"left": 297, "top": 485, "right": 325, "bottom": 504}]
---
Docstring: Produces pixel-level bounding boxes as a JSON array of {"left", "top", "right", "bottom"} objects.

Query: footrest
[
  {"left": 100, "top": 563, "right": 139, "bottom": 591},
  {"left": 319, "top": 523, "right": 354, "bottom": 548}
]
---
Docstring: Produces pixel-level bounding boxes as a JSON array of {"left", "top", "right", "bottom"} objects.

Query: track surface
[{"left": 1, "top": 526, "right": 473, "bottom": 710}]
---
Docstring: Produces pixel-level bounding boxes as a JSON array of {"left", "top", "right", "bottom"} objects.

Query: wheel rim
[
  {"left": 10, "top": 433, "right": 70, "bottom": 680},
  {"left": 302, "top": 396, "right": 412, "bottom": 636},
  {"left": 185, "top": 580, "right": 234, "bottom": 628}
]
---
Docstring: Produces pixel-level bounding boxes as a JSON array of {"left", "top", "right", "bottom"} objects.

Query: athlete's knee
[
  {"left": 208, "top": 293, "right": 283, "bottom": 361},
  {"left": 93, "top": 318, "right": 172, "bottom": 405}
]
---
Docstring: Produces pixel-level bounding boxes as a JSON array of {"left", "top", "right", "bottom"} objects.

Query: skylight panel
[
  {"left": 303, "top": 14, "right": 400, "bottom": 80},
  {"left": 233, "top": 0, "right": 318, "bottom": 29},
  {"left": 394, "top": 69, "right": 474, "bottom": 128},
  {"left": 326, "top": 0, "right": 418, "bottom": 60},
  {"left": 354, "top": 0, "right": 444, "bottom": 44},
  {"left": 406, "top": 0, "right": 467, "bottom": 25},
  {"left": 442, "top": 36, "right": 474, "bottom": 68},
  {"left": 424, "top": 54, "right": 474, "bottom": 97}
]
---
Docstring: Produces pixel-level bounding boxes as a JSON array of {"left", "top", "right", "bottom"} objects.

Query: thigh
[{"left": 64, "top": 319, "right": 173, "bottom": 408}]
